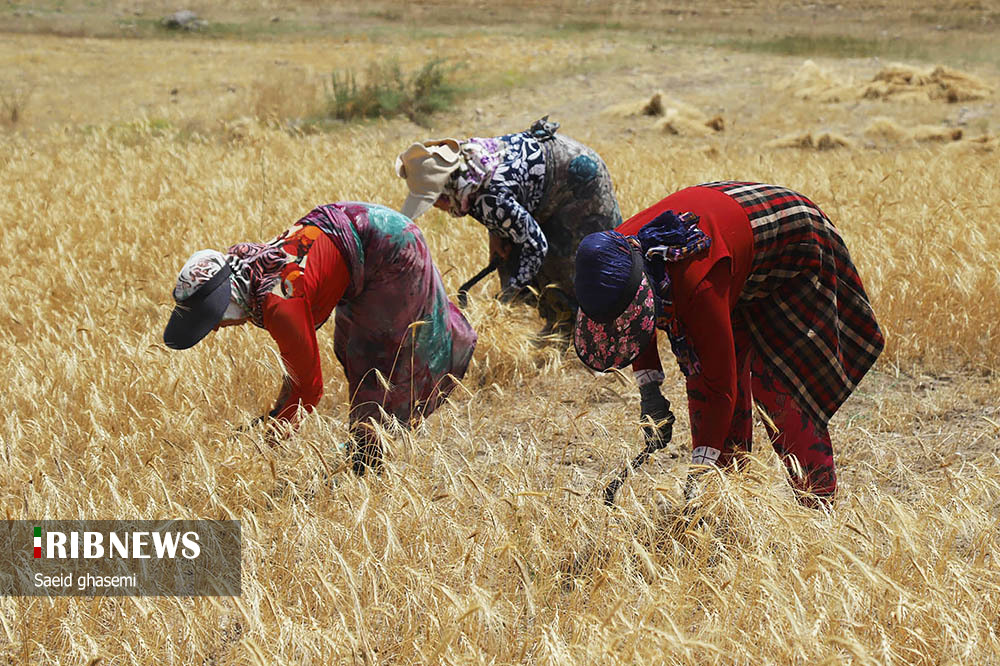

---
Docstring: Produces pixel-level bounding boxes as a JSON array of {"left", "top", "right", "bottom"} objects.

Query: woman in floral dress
[{"left": 396, "top": 118, "right": 622, "bottom": 332}]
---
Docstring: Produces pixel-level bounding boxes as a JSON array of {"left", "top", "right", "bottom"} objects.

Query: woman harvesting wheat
[
  {"left": 573, "top": 181, "right": 884, "bottom": 507},
  {"left": 395, "top": 117, "right": 622, "bottom": 334},
  {"left": 163, "top": 202, "right": 477, "bottom": 474}
]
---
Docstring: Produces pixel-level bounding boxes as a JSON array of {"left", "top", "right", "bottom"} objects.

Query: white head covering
[
  {"left": 164, "top": 249, "right": 237, "bottom": 350},
  {"left": 394, "top": 138, "right": 462, "bottom": 219},
  {"left": 174, "top": 251, "right": 247, "bottom": 322},
  {"left": 173, "top": 249, "right": 228, "bottom": 301}
]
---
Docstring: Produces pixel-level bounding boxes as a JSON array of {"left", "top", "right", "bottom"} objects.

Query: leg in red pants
[
  {"left": 718, "top": 325, "right": 754, "bottom": 469},
  {"left": 687, "top": 322, "right": 837, "bottom": 507},
  {"left": 748, "top": 353, "right": 837, "bottom": 508}
]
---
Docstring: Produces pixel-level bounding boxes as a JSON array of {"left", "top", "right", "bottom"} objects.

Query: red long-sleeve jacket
[
  {"left": 620, "top": 186, "right": 754, "bottom": 450},
  {"left": 261, "top": 232, "right": 349, "bottom": 421}
]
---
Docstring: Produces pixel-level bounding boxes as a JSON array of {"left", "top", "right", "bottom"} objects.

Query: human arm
[
  {"left": 631, "top": 332, "right": 674, "bottom": 447},
  {"left": 473, "top": 189, "right": 548, "bottom": 291},
  {"left": 261, "top": 294, "right": 324, "bottom": 425},
  {"left": 675, "top": 260, "right": 739, "bottom": 456}
]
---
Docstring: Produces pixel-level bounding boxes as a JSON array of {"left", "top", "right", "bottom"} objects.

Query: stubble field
[{"left": 1, "top": 1, "right": 999, "bottom": 663}]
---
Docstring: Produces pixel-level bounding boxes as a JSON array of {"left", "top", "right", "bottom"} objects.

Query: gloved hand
[
  {"left": 497, "top": 285, "right": 520, "bottom": 304},
  {"left": 683, "top": 472, "right": 703, "bottom": 503},
  {"left": 237, "top": 375, "right": 292, "bottom": 433},
  {"left": 537, "top": 287, "right": 575, "bottom": 336},
  {"left": 347, "top": 420, "right": 386, "bottom": 476},
  {"left": 639, "top": 382, "right": 674, "bottom": 450},
  {"left": 235, "top": 414, "right": 290, "bottom": 448}
]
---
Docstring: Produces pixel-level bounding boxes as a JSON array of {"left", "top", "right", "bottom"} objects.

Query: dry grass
[
  {"left": 774, "top": 59, "right": 857, "bottom": 103},
  {"left": 0, "top": 79, "right": 32, "bottom": 128},
  {"left": 1, "top": 2, "right": 1000, "bottom": 664}
]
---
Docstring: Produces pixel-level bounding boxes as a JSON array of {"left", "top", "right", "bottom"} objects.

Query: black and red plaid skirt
[{"left": 700, "top": 181, "right": 884, "bottom": 426}]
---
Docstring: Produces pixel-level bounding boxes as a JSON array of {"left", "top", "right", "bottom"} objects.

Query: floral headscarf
[
  {"left": 443, "top": 137, "right": 505, "bottom": 217},
  {"left": 572, "top": 211, "right": 713, "bottom": 375},
  {"left": 573, "top": 233, "right": 658, "bottom": 371}
]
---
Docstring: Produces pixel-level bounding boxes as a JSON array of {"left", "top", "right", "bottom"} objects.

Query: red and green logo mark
[{"left": 34, "top": 526, "right": 42, "bottom": 558}]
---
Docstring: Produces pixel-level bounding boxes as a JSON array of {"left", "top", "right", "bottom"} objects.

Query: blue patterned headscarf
[{"left": 636, "top": 209, "right": 711, "bottom": 295}]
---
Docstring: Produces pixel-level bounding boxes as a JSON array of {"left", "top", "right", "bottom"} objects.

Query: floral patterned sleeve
[{"left": 473, "top": 188, "right": 548, "bottom": 289}]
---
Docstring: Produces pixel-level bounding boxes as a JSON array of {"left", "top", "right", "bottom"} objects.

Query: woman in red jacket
[
  {"left": 163, "top": 202, "right": 477, "bottom": 474},
  {"left": 573, "top": 182, "right": 884, "bottom": 507}
]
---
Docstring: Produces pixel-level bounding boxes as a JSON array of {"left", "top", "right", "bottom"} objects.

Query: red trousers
[{"left": 686, "top": 321, "right": 838, "bottom": 508}]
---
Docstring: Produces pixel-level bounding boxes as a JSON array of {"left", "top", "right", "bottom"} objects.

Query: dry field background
[{"left": 2, "top": 1, "right": 1000, "bottom": 663}]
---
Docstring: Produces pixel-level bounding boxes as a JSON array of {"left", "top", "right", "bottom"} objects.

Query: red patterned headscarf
[
  {"left": 225, "top": 242, "right": 289, "bottom": 327},
  {"left": 225, "top": 223, "right": 325, "bottom": 327}
]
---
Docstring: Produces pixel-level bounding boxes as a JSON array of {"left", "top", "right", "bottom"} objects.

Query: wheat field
[{"left": 1, "top": 2, "right": 999, "bottom": 664}]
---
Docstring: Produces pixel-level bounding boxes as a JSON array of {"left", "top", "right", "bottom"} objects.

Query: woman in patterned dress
[
  {"left": 396, "top": 118, "right": 622, "bottom": 333},
  {"left": 573, "top": 182, "right": 884, "bottom": 508},
  {"left": 163, "top": 202, "right": 477, "bottom": 474}
]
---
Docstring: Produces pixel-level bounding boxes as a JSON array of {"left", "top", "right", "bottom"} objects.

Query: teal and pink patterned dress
[{"left": 230, "top": 203, "right": 477, "bottom": 471}]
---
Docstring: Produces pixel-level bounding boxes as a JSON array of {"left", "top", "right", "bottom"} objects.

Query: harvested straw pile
[
  {"left": 766, "top": 131, "right": 853, "bottom": 150},
  {"left": 863, "top": 116, "right": 915, "bottom": 143},
  {"left": 603, "top": 92, "right": 724, "bottom": 136},
  {"left": 862, "top": 63, "right": 994, "bottom": 103},
  {"left": 864, "top": 117, "right": 965, "bottom": 144},
  {"left": 910, "top": 124, "right": 964, "bottom": 142},
  {"left": 961, "top": 133, "right": 999, "bottom": 152},
  {"left": 602, "top": 91, "right": 671, "bottom": 117},
  {"left": 945, "top": 132, "right": 999, "bottom": 153},
  {"left": 778, "top": 61, "right": 993, "bottom": 105},
  {"left": 656, "top": 109, "right": 724, "bottom": 136},
  {"left": 774, "top": 60, "right": 855, "bottom": 102}
]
